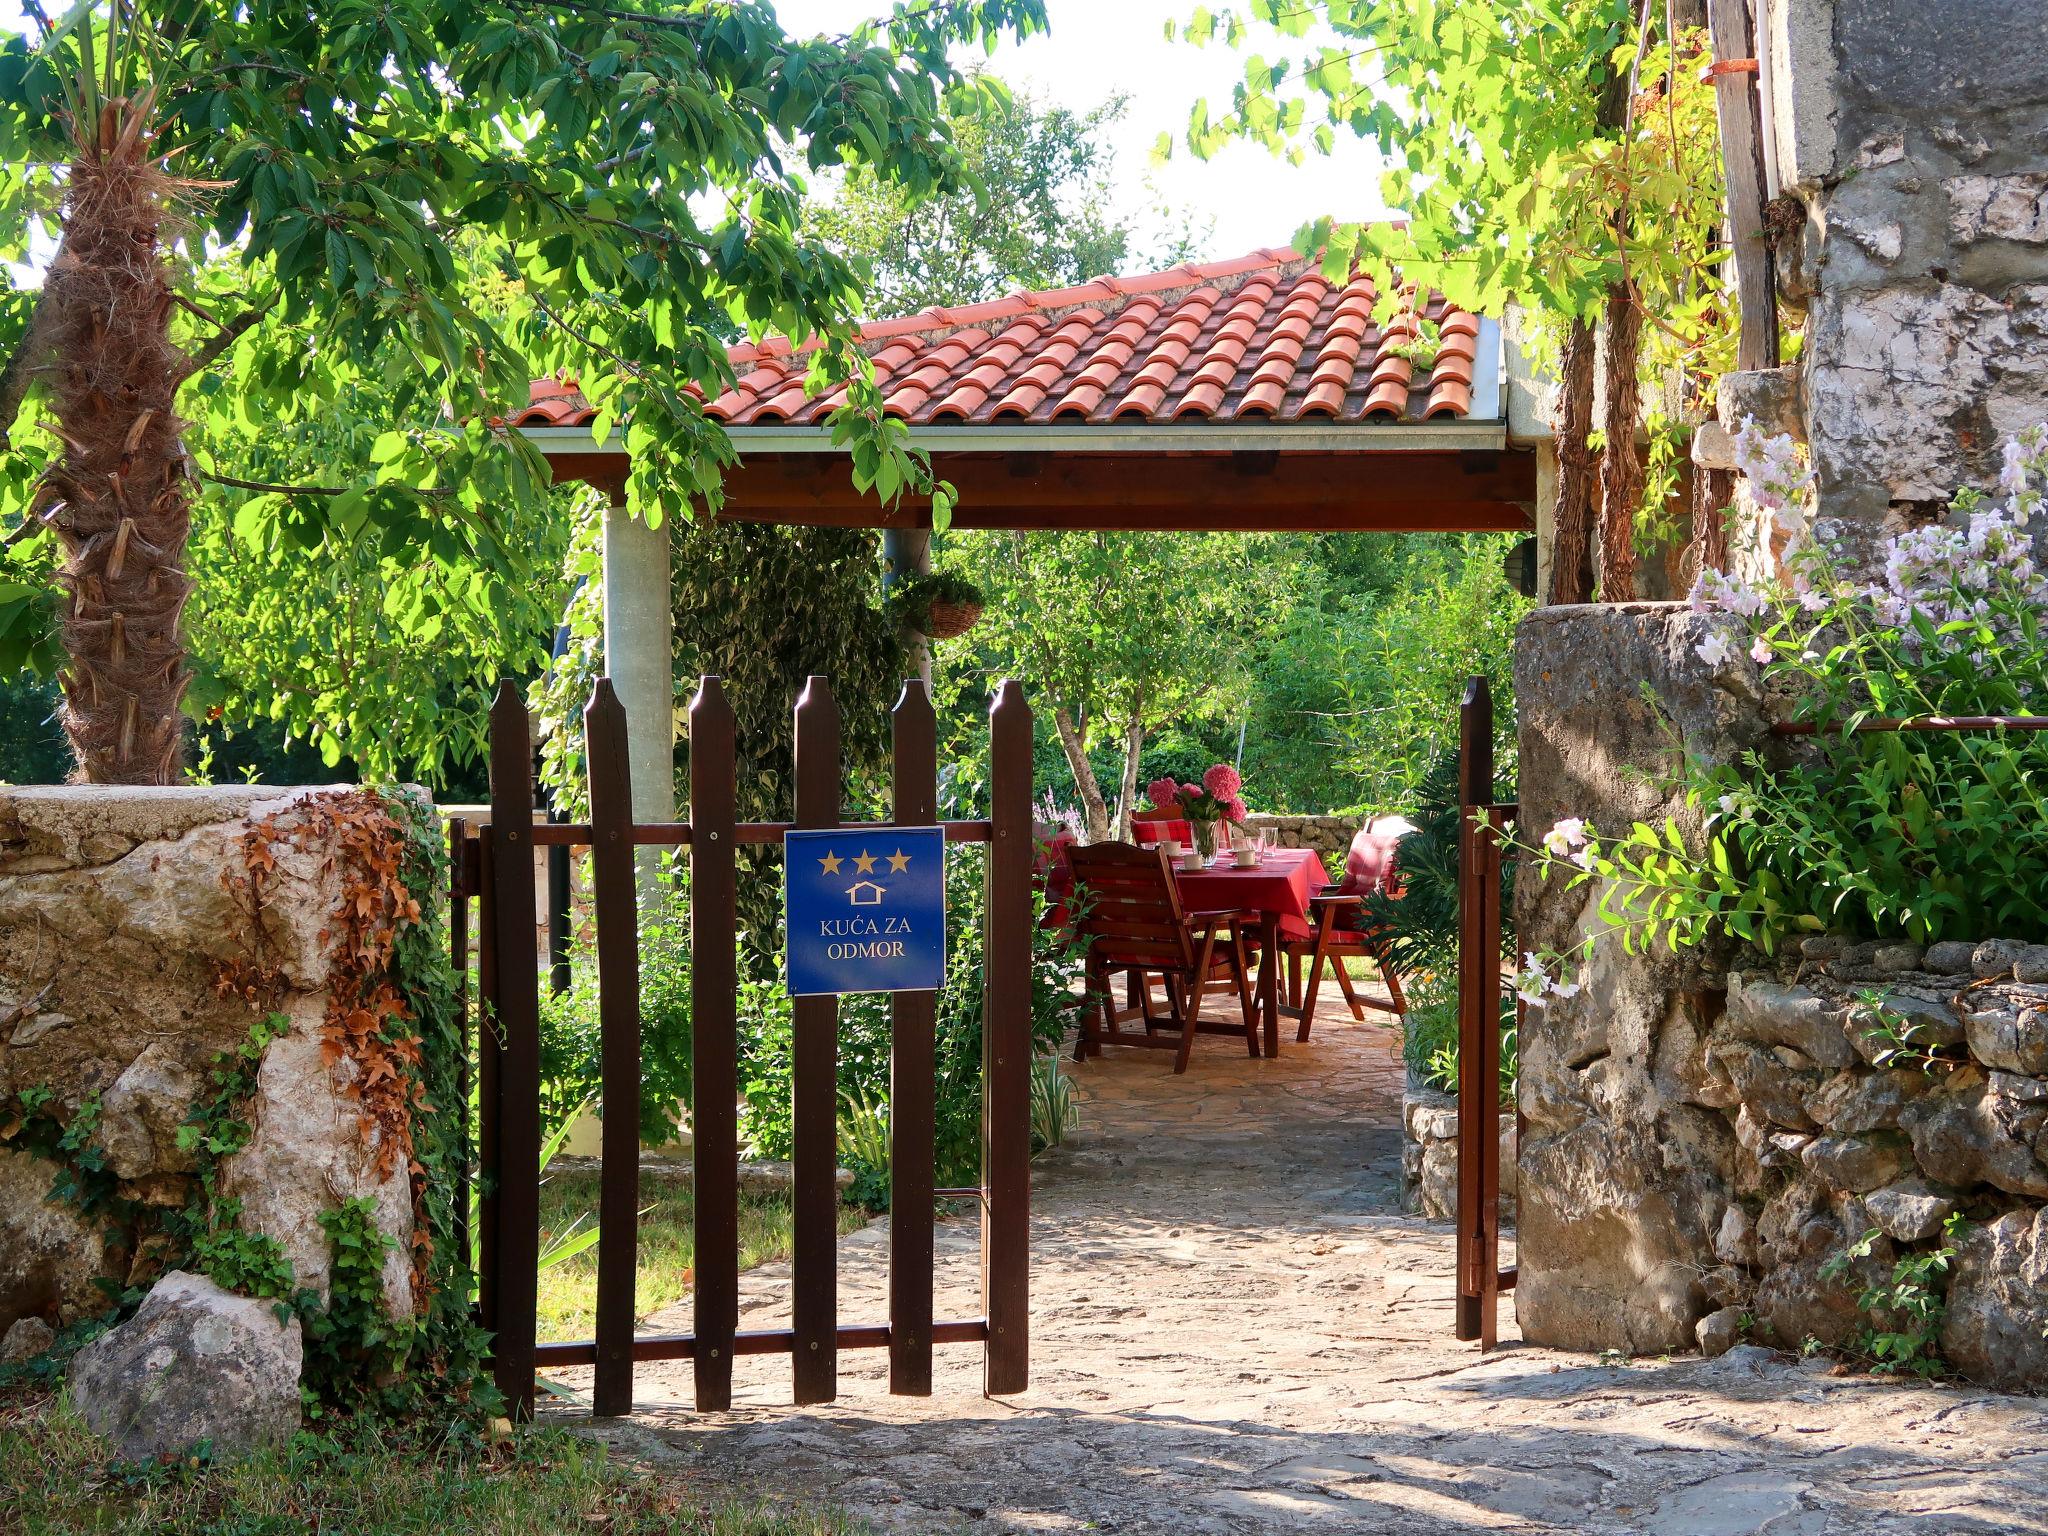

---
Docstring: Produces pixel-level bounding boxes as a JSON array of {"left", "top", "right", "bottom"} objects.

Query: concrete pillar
[{"left": 600, "top": 499, "right": 675, "bottom": 885}]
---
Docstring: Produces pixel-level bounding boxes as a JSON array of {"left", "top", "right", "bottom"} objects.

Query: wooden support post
[
  {"left": 584, "top": 680, "right": 641, "bottom": 1417},
  {"left": 487, "top": 681, "right": 543, "bottom": 1418},
  {"left": 1709, "top": 0, "right": 1780, "bottom": 369},
  {"left": 791, "top": 677, "right": 841, "bottom": 1404},
  {"left": 689, "top": 677, "right": 740, "bottom": 1411},
  {"left": 983, "top": 680, "right": 1033, "bottom": 1395},
  {"left": 890, "top": 680, "right": 939, "bottom": 1396},
  {"left": 1454, "top": 675, "right": 1493, "bottom": 1344}
]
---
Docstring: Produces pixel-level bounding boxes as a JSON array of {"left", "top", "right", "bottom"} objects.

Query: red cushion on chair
[
  {"left": 1342, "top": 816, "right": 1414, "bottom": 896},
  {"left": 1133, "top": 818, "right": 1193, "bottom": 846}
]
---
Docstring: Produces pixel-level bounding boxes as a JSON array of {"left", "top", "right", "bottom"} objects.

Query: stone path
[{"left": 546, "top": 995, "right": 2048, "bottom": 1534}]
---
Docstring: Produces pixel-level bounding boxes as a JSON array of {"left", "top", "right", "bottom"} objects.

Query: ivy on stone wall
[{"left": 0, "top": 790, "right": 490, "bottom": 1417}]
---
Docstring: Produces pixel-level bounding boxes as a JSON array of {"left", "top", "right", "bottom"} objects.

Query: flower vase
[{"left": 1191, "top": 818, "right": 1220, "bottom": 860}]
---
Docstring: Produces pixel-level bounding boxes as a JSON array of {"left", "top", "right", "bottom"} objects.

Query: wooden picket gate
[
  {"left": 1454, "top": 674, "right": 1518, "bottom": 1348},
  {"left": 450, "top": 672, "right": 1035, "bottom": 1419}
]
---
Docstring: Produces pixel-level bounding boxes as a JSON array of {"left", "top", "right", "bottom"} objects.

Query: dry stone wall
[
  {"left": 1699, "top": 940, "right": 2048, "bottom": 1389},
  {"left": 1515, "top": 603, "right": 2048, "bottom": 1387},
  {"left": 1240, "top": 813, "right": 1358, "bottom": 861},
  {"left": 1513, "top": 602, "right": 1762, "bottom": 1354},
  {"left": 0, "top": 786, "right": 422, "bottom": 1349}
]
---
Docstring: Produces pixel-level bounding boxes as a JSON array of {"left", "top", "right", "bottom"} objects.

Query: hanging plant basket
[
  {"left": 889, "top": 570, "right": 986, "bottom": 641},
  {"left": 923, "top": 597, "right": 984, "bottom": 639}
]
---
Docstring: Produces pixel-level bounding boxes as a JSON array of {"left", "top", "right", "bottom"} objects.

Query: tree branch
[{"left": 177, "top": 296, "right": 277, "bottom": 378}]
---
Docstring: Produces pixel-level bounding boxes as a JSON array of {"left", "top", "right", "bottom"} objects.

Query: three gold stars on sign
[{"left": 818, "top": 848, "right": 912, "bottom": 874}]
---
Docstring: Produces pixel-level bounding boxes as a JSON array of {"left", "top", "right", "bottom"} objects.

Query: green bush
[{"left": 538, "top": 883, "right": 694, "bottom": 1146}]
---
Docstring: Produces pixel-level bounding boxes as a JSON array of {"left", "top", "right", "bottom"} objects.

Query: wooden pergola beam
[{"left": 543, "top": 447, "right": 1537, "bottom": 534}]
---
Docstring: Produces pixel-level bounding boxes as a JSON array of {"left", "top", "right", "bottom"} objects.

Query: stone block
[
  {"left": 1924, "top": 941, "right": 1978, "bottom": 975},
  {"left": 1863, "top": 1174, "right": 1959, "bottom": 1244},
  {"left": 1696, "top": 1306, "right": 1744, "bottom": 1359},
  {"left": 1942, "top": 1208, "right": 2048, "bottom": 1392},
  {"left": 1800, "top": 1131, "right": 1916, "bottom": 1194},
  {"left": 70, "top": 1271, "right": 303, "bottom": 1462}
]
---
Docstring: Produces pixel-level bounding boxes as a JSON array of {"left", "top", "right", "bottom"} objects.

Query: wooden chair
[
  {"left": 1067, "top": 841, "right": 1258, "bottom": 1073},
  {"left": 1281, "top": 817, "right": 1414, "bottom": 1041}
]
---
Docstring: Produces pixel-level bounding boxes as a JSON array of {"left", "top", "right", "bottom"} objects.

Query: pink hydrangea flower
[
  {"left": 1181, "top": 782, "right": 1202, "bottom": 800},
  {"left": 1223, "top": 797, "right": 1248, "bottom": 824},
  {"left": 1202, "top": 762, "right": 1242, "bottom": 800},
  {"left": 1146, "top": 776, "right": 1180, "bottom": 810}
]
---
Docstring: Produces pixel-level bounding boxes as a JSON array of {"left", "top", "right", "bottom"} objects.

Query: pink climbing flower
[{"left": 1202, "top": 762, "right": 1242, "bottom": 801}]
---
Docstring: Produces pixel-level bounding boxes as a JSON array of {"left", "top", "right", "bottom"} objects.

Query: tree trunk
[
  {"left": 1109, "top": 714, "right": 1144, "bottom": 843},
  {"left": 1597, "top": 279, "right": 1645, "bottom": 603},
  {"left": 47, "top": 93, "right": 191, "bottom": 783},
  {"left": 1547, "top": 317, "right": 1600, "bottom": 605},
  {"left": 1050, "top": 703, "right": 1110, "bottom": 842},
  {"left": 1689, "top": 463, "right": 1734, "bottom": 584}
]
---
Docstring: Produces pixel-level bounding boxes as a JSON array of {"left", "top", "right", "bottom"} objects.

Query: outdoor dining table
[{"left": 1172, "top": 846, "right": 1331, "bottom": 1057}]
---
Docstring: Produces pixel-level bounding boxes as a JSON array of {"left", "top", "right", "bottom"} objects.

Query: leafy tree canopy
[
  {"left": 0, "top": 0, "right": 1047, "bottom": 779},
  {"left": 805, "top": 76, "right": 1208, "bottom": 316}
]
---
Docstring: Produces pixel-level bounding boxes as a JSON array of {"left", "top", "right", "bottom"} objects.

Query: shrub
[{"left": 538, "top": 884, "right": 694, "bottom": 1146}]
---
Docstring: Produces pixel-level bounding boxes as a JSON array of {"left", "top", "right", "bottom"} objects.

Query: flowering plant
[
  {"left": 1145, "top": 775, "right": 1182, "bottom": 812},
  {"left": 1172, "top": 763, "right": 1251, "bottom": 856},
  {"left": 1514, "top": 421, "right": 2048, "bottom": 999}
]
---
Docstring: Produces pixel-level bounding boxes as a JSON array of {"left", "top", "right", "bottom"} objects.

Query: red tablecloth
[{"left": 1172, "top": 847, "right": 1330, "bottom": 942}]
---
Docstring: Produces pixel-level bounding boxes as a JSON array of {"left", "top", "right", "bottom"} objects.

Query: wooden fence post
[
  {"left": 890, "top": 680, "right": 939, "bottom": 1396},
  {"left": 487, "top": 680, "right": 542, "bottom": 1418},
  {"left": 791, "top": 676, "right": 841, "bottom": 1404},
  {"left": 689, "top": 676, "right": 740, "bottom": 1411},
  {"left": 584, "top": 679, "right": 642, "bottom": 1417},
  {"left": 983, "top": 679, "right": 1032, "bottom": 1395},
  {"left": 1455, "top": 675, "right": 1498, "bottom": 1346}
]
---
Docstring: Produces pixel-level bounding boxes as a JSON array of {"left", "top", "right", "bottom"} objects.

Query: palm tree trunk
[
  {"left": 48, "top": 93, "right": 191, "bottom": 784},
  {"left": 1547, "top": 317, "right": 1600, "bottom": 605},
  {"left": 1597, "top": 278, "right": 1645, "bottom": 603}
]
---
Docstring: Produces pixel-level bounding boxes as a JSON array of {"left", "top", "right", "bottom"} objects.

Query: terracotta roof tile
[{"left": 513, "top": 248, "right": 1492, "bottom": 434}]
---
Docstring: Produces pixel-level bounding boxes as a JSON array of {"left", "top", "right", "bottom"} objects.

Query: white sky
[{"left": 774, "top": 0, "right": 1393, "bottom": 263}]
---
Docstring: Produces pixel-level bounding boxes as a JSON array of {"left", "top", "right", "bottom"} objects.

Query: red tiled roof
[{"left": 512, "top": 248, "right": 1485, "bottom": 432}]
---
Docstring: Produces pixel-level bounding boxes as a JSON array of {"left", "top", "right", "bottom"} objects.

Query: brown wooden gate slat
[
  {"left": 791, "top": 676, "right": 841, "bottom": 1404},
  {"left": 447, "top": 818, "right": 472, "bottom": 1284},
  {"left": 983, "top": 679, "right": 1032, "bottom": 1395},
  {"left": 475, "top": 831, "right": 500, "bottom": 1343},
  {"left": 1455, "top": 675, "right": 1503, "bottom": 1348},
  {"left": 688, "top": 677, "right": 740, "bottom": 1411},
  {"left": 584, "top": 680, "right": 642, "bottom": 1416},
  {"left": 888, "top": 680, "right": 938, "bottom": 1396},
  {"left": 486, "top": 680, "right": 543, "bottom": 1419}
]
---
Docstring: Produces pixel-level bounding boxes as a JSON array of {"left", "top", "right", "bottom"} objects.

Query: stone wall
[
  {"left": 1240, "top": 813, "right": 1358, "bottom": 862},
  {"left": 1515, "top": 602, "right": 2048, "bottom": 1386},
  {"left": 1697, "top": 940, "right": 2048, "bottom": 1389},
  {"left": 1513, "top": 602, "right": 1764, "bottom": 1353},
  {"left": 1743, "top": 0, "right": 2048, "bottom": 572},
  {"left": 1400, "top": 1083, "right": 1516, "bottom": 1223},
  {"left": 0, "top": 787, "right": 425, "bottom": 1351}
]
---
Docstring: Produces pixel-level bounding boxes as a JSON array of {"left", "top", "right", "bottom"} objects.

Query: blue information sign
[{"left": 784, "top": 826, "right": 947, "bottom": 997}]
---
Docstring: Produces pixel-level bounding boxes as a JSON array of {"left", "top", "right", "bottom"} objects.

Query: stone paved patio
[{"left": 547, "top": 991, "right": 2048, "bottom": 1534}]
